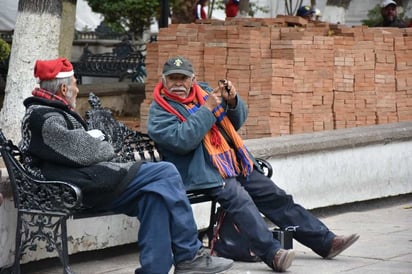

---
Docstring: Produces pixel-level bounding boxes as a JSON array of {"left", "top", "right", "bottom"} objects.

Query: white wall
[{"left": 269, "top": 141, "right": 412, "bottom": 210}]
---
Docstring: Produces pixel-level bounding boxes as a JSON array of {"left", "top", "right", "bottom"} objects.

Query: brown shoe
[
  {"left": 325, "top": 234, "right": 360, "bottom": 259},
  {"left": 272, "top": 249, "right": 295, "bottom": 272}
]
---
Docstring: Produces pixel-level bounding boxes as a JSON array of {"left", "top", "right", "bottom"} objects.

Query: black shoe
[{"left": 174, "top": 248, "right": 233, "bottom": 274}]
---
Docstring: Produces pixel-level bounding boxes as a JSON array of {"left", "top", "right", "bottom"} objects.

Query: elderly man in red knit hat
[{"left": 19, "top": 57, "right": 233, "bottom": 274}]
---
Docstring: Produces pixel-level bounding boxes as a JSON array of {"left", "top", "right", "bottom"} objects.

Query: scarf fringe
[
  {"left": 210, "top": 150, "right": 240, "bottom": 178},
  {"left": 236, "top": 146, "right": 253, "bottom": 177}
]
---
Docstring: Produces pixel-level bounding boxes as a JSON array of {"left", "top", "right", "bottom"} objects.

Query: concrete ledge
[
  {"left": 244, "top": 122, "right": 412, "bottom": 210},
  {"left": 245, "top": 121, "right": 412, "bottom": 158}
]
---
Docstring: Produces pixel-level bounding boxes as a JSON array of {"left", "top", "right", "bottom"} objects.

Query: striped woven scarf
[
  {"left": 153, "top": 82, "right": 253, "bottom": 178},
  {"left": 32, "top": 88, "right": 73, "bottom": 110}
]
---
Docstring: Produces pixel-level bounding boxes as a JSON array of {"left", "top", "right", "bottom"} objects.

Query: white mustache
[{"left": 170, "top": 87, "right": 187, "bottom": 92}]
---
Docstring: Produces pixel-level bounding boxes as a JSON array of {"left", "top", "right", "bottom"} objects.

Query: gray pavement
[{"left": 20, "top": 195, "right": 412, "bottom": 274}]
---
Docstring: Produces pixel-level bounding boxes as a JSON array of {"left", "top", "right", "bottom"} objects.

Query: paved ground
[{"left": 17, "top": 194, "right": 412, "bottom": 274}]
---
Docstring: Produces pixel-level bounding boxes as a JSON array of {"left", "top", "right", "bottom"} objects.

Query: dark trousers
[
  {"left": 209, "top": 169, "right": 335, "bottom": 266},
  {"left": 107, "top": 162, "right": 202, "bottom": 274}
]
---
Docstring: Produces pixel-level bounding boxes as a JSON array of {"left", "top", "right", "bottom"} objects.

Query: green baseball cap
[{"left": 162, "top": 56, "right": 194, "bottom": 77}]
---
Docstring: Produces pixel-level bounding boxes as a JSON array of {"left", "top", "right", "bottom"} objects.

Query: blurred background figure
[
  {"left": 297, "top": 5, "right": 315, "bottom": 21},
  {"left": 314, "top": 8, "right": 322, "bottom": 21},
  {"left": 376, "top": 0, "right": 408, "bottom": 27},
  {"left": 225, "top": 0, "right": 240, "bottom": 18},
  {"left": 194, "top": 0, "right": 209, "bottom": 21}
]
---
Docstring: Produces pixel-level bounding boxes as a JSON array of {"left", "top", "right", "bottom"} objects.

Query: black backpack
[{"left": 210, "top": 207, "right": 261, "bottom": 262}]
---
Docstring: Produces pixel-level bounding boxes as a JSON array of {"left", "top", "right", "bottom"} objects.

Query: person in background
[
  {"left": 147, "top": 56, "right": 360, "bottom": 272},
  {"left": 296, "top": 5, "right": 315, "bottom": 21},
  {"left": 225, "top": 0, "right": 240, "bottom": 18},
  {"left": 19, "top": 57, "right": 233, "bottom": 274},
  {"left": 375, "top": 0, "right": 409, "bottom": 27},
  {"left": 314, "top": 8, "right": 322, "bottom": 21},
  {"left": 194, "top": 0, "right": 209, "bottom": 21}
]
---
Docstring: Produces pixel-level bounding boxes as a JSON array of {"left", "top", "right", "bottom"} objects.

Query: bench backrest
[
  {"left": 0, "top": 129, "right": 82, "bottom": 213},
  {"left": 85, "top": 92, "right": 161, "bottom": 163}
]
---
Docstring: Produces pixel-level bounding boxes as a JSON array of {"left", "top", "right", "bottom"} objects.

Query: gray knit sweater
[{"left": 20, "top": 96, "right": 142, "bottom": 209}]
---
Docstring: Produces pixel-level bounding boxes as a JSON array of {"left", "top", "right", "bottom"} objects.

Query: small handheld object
[{"left": 219, "top": 79, "right": 231, "bottom": 95}]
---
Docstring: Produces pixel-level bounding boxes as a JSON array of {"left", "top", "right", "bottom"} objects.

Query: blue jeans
[
  {"left": 107, "top": 162, "right": 202, "bottom": 274},
  {"left": 209, "top": 169, "right": 336, "bottom": 266}
]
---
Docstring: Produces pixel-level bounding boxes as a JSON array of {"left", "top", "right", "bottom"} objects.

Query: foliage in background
[
  {"left": 85, "top": 0, "right": 270, "bottom": 40},
  {"left": 0, "top": 38, "right": 11, "bottom": 61},
  {"left": 361, "top": 4, "right": 382, "bottom": 26},
  {"left": 361, "top": 4, "right": 410, "bottom": 27},
  {"left": 86, "top": 0, "right": 159, "bottom": 40},
  {"left": 170, "top": 0, "right": 196, "bottom": 23}
]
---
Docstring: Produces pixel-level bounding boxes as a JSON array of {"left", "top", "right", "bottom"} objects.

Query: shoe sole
[
  {"left": 326, "top": 234, "right": 360, "bottom": 259},
  {"left": 174, "top": 261, "right": 234, "bottom": 274},
  {"left": 276, "top": 250, "right": 295, "bottom": 272}
]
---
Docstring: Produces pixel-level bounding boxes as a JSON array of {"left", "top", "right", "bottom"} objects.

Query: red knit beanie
[{"left": 34, "top": 58, "right": 74, "bottom": 81}]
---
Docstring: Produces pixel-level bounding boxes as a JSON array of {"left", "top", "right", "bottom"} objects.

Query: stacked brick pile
[{"left": 140, "top": 18, "right": 412, "bottom": 140}]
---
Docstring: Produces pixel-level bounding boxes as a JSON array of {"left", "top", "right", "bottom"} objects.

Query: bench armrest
[
  {"left": 15, "top": 176, "right": 83, "bottom": 213},
  {"left": 0, "top": 130, "right": 82, "bottom": 213}
]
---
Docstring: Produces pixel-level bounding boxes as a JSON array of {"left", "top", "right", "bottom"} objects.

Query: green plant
[
  {"left": 361, "top": 4, "right": 382, "bottom": 26},
  {"left": 0, "top": 38, "right": 10, "bottom": 62},
  {"left": 85, "top": 0, "right": 159, "bottom": 40}
]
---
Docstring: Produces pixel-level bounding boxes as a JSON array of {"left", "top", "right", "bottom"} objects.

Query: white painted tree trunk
[
  {"left": 0, "top": 1, "right": 62, "bottom": 144},
  {"left": 0, "top": 0, "right": 67, "bottom": 268}
]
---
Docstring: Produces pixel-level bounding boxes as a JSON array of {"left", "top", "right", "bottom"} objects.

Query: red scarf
[{"left": 32, "top": 88, "right": 73, "bottom": 110}]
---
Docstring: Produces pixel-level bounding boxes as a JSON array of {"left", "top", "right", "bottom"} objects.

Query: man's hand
[
  {"left": 204, "top": 88, "right": 222, "bottom": 111},
  {"left": 218, "top": 79, "right": 237, "bottom": 107}
]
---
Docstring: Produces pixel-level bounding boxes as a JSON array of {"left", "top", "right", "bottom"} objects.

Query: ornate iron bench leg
[
  {"left": 11, "top": 213, "right": 74, "bottom": 274},
  {"left": 59, "top": 217, "right": 74, "bottom": 274},
  {"left": 12, "top": 211, "right": 23, "bottom": 274}
]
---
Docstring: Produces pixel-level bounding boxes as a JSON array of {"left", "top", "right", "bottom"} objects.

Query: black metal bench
[
  {"left": 0, "top": 92, "right": 274, "bottom": 274},
  {"left": 84, "top": 92, "right": 272, "bottom": 241},
  {"left": 72, "top": 41, "right": 146, "bottom": 84}
]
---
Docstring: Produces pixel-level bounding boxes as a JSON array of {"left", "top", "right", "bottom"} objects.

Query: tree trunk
[
  {"left": 238, "top": 0, "right": 250, "bottom": 17},
  {"left": 172, "top": 0, "right": 197, "bottom": 23},
  {"left": 285, "top": 0, "right": 304, "bottom": 15},
  {"left": 60, "top": 0, "right": 76, "bottom": 58},
  {"left": 0, "top": 0, "right": 75, "bottom": 143}
]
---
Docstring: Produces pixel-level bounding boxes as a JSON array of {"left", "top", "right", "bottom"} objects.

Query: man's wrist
[{"left": 226, "top": 96, "right": 237, "bottom": 108}]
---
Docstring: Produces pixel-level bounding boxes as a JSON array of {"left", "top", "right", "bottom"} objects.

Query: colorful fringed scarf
[
  {"left": 32, "top": 88, "right": 73, "bottom": 110},
  {"left": 153, "top": 82, "right": 253, "bottom": 178}
]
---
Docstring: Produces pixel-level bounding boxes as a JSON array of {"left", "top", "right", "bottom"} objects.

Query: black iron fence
[{"left": 0, "top": 30, "right": 156, "bottom": 86}]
